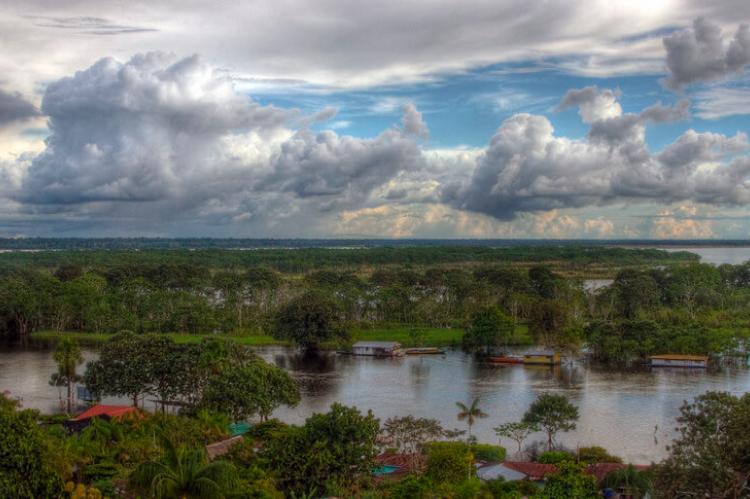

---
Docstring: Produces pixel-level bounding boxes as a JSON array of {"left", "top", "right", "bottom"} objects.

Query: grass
[{"left": 31, "top": 324, "right": 534, "bottom": 348}]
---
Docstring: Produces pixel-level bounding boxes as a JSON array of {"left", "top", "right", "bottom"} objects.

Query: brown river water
[{"left": 2, "top": 342, "right": 748, "bottom": 464}]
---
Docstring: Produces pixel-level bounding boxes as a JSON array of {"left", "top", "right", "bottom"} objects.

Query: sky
[{"left": 0, "top": 1, "right": 750, "bottom": 239}]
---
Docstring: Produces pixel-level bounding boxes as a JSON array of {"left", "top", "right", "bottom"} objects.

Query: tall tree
[
  {"left": 653, "top": 391, "right": 750, "bottom": 498},
  {"left": 271, "top": 292, "right": 348, "bottom": 350},
  {"left": 494, "top": 421, "right": 539, "bottom": 457},
  {"left": 201, "top": 361, "right": 299, "bottom": 421},
  {"left": 49, "top": 338, "right": 83, "bottom": 413},
  {"left": 462, "top": 306, "right": 514, "bottom": 354},
  {"left": 456, "top": 398, "right": 487, "bottom": 441},
  {"left": 523, "top": 393, "right": 579, "bottom": 451}
]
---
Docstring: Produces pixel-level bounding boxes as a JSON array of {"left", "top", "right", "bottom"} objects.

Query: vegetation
[
  {"left": 538, "top": 461, "right": 599, "bottom": 499},
  {"left": 522, "top": 393, "right": 579, "bottom": 451},
  {"left": 50, "top": 337, "right": 83, "bottom": 413},
  {"left": 455, "top": 398, "right": 488, "bottom": 441},
  {"left": 0, "top": 398, "right": 63, "bottom": 498},
  {"left": 653, "top": 391, "right": 750, "bottom": 498}
]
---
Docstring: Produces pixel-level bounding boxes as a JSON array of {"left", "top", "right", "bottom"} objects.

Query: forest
[{"left": 0, "top": 245, "right": 748, "bottom": 363}]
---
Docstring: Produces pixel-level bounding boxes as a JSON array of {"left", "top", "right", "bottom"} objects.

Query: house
[
  {"left": 523, "top": 350, "right": 561, "bottom": 365},
  {"left": 65, "top": 404, "right": 141, "bottom": 432},
  {"left": 476, "top": 463, "right": 528, "bottom": 482},
  {"left": 649, "top": 354, "right": 708, "bottom": 368},
  {"left": 351, "top": 341, "right": 404, "bottom": 357}
]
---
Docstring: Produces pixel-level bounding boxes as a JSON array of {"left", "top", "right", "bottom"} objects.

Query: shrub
[
  {"left": 538, "top": 450, "right": 573, "bottom": 464},
  {"left": 424, "top": 441, "right": 474, "bottom": 484},
  {"left": 471, "top": 443, "right": 506, "bottom": 462},
  {"left": 577, "top": 446, "right": 622, "bottom": 464},
  {"left": 248, "top": 418, "right": 288, "bottom": 441}
]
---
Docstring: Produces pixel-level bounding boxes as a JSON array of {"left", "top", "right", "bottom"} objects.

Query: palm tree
[
  {"left": 456, "top": 398, "right": 488, "bottom": 441},
  {"left": 50, "top": 338, "right": 83, "bottom": 413},
  {"left": 601, "top": 464, "right": 653, "bottom": 499},
  {"left": 131, "top": 435, "right": 240, "bottom": 499}
]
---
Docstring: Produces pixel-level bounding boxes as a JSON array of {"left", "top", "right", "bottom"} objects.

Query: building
[
  {"left": 649, "top": 354, "right": 708, "bottom": 368},
  {"left": 351, "top": 341, "right": 404, "bottom": 357},
  {"left": 523, "top": 351, "right": 561, "bottom": 365},
  {"left": 65, "top": 404, "right": 141, "bottom": 432}
]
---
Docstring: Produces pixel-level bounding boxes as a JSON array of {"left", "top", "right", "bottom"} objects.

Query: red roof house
[{"left": 73, "top": 404, "right": 141, "bottom": 422}]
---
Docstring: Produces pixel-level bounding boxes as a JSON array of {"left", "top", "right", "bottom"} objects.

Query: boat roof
[
  {"left": 649, "top": 354, "right": 708, "bottom": 361},
  {"left": 353, "top": 341, "right": 401, "bottom": 348},
  {"left": 525, "top": 350, "right": 557, "bottom": 356}
]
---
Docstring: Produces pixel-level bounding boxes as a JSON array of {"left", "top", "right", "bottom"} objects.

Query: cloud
[
  {"left": 401, "top": 103, "right": 429, "bottom": 140},
  {"left": 444, "top": 88, "right": 750, "bottom": 221},
  {"left": 28, "top": 15, "right": 158, "bottom": 35},
  {"left": 663, "top": 17, "right": 750, "bottom": 89},
  {"left": 6, "top": 53, "right": 428, "bottom": 236},
  {"left": 0, "top": 89, "right": 40, "bottom": 127},
  {"left": 557, "top": 86, "right": 623, "bottom": 124},
  {"left": 694, "top": 86, "right": 750, "bottom": 119}
]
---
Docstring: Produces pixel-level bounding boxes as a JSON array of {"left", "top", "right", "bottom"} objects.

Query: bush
[
  {"left": 538, "top": 450, "right": 573, "bottom": 464},
  {"left": 424, "top": 441, "right": 474, "bottom": 484},
  {"left": 577, "top": 446, "right": 622, "bottom": 464},
  {"left": 471, "top": 443, "right": 507, "bottom": 462},
  {"left": 483, "top": 477, "right": 538, "bottom": 498},
  {"left": 248, "top": 418, "right": 288, "bottom": 441}
]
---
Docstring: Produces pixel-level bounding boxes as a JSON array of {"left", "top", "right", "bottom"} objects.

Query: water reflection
[{"left": 1, "top": 343, "right": 749, "bottom": 463}]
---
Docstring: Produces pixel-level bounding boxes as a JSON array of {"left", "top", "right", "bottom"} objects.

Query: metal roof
[{"left": 476, "top": 463, "right": 527, "bottom": 482}]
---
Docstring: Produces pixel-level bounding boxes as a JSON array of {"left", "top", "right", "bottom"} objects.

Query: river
[{"left": 2, "top": 342, "right": 748, "bottom": 464}]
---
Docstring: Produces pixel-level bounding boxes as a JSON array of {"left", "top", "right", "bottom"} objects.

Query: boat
[
  {"left": 348, "top": 341, "right": 405, "bottom": 357},
  {"left": 404, "top": 347, "right": 445, "bottom": 355},
  {"left": 488, "top": 355, "right": 524, "bottom": 364}
]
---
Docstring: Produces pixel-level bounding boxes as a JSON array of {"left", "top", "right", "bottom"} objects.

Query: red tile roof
[
  {"left": 73, "top": 404, "right": 140, "bottom": 421},
  {"left": 586, "top": 463, "right": 651, "bottom": 483}
]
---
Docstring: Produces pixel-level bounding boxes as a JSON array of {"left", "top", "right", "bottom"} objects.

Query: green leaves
[
  {"left": 262, "top": 404, "right": 379, "bottom": 496},
  {"left": 462, "top": 306, "right": 513, "bottom": 354},
  {"left": 270, "top": 291, "right": 348, "bottom": 349},
  {"left": 201, "top": 361, "right": 300, "bottom": 421},
  {"left": 0, "top": 403, "right": 64, "bottom": 498},
  {"left": 522, "top": 393, "right": 579, "bottom": 451}
]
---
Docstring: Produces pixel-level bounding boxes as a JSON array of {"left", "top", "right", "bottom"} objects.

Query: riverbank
[{"left": 30, "top": 325, "right": 533, "bottom": 348}]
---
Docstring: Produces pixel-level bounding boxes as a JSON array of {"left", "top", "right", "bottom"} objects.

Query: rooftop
[
  {"left": 353, "top": 341, "right": 402, "bottom": 348},
  {"left": 649, "top": 354, "right": 708, "bottom": 361},
  {"left": 73, "top": 404, "right": 140, "bottom": 422}
]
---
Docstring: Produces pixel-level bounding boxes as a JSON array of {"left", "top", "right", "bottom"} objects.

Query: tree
[
  {"left": 0, "top": 402, "right": 63, "bottom": 498},
  {"left": 462, "top": 306, "right": 513, "bottom": 354},
  {"left": 131, "top": 435, "right": 240, "bottom": 499},
  {"left": 538, "top": 461, "right": 599, "bottom": 499},
  {"left": 271, "top": 292, "right": 348, "bottom": 350},
  {"left": 381, "top": 416, "right": 451, "bottom": 471},
  {"left": 50, "top": 337, "right": 83, "bottom": 413},
  {"left": 83, "top": 332, "right": 155, "bottom": 406},
  {"left": 528, "top": 300, "right": 569, "bottom": 347},
  {"left": 522, "top": 393, "right": 579, "bottom": 451},
  {"left": 529, "top": 266, "right": 558, "bottom": 299},
  {"left": 602, "top": 465, "right": 652, "bottom": 499},
  {"left": 494, "top": 421, "right": 539, "bottom": 457},
  {"left": 263, "top": 404, "right": 379, "bottom": 496},
  {"left": 202, "top": 361, "right": 299, "bottom": 421},
  {"left": 653, "top": 391, "right": 750, "bottom": 498},
  {"left": 424, "top": 441, "right": 474, "bottom": 483},
  {"left": 613, "top": 270, "right": 660, "bottom": 319},
  {"left": 456, "top": 398, "right": 487, "bottom": 441}
]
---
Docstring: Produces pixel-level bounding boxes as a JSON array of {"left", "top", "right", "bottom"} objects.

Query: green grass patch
[{"left": 32, "top": 324, "right": 533, "bottom": 348}]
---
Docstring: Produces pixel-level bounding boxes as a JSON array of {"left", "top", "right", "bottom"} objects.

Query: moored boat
[
  {"left": 488, "top": 355, "right": 524, "bottom": 364},
  {"left": 404, "top": 347, "right": 445, "bottom": 355}
]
